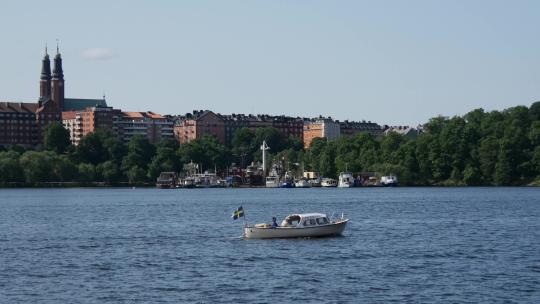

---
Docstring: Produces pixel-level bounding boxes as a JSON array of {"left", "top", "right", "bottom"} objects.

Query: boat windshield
[
  {"left": 316, "top": 217, "right": 329, "bottom": 225},
  {"left": 281, "top": 215, "right": 301, "bottom": 227}
]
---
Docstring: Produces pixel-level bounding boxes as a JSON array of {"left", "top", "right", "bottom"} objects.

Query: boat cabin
[{"left": 280, "top": 213, "right": 331, "bottom": 228}]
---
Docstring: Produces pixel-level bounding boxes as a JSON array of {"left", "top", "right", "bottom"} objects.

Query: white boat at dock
[
  {"left": 338, "top": 172, "right": 355, "bottom": 188},
  {"left": 294, "top": 179, "right": 311, "bottom": 188},
  {"left": 380, "top": 175, "right": 398, "bottom": 186},
  {"left": 321, "top": 178, "right": 338, "bottom": 187},
  {"left": 243, "top": 213, "right": 348, "bottom": 239},
  {"left": 309, "top": 177, "right": 322, "bottom": 187},
  {"left": 266, "top": 175, "right": 280, "bottom": 188}
]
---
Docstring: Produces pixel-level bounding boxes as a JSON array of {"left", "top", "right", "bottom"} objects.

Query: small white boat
[
  {"left": 194, "top": 173, "right": 220, "bottom": 188},
  {"left": 309, "top": 177, "right": 322, "bottom": 187},
  {"left": 338, "top": 172, "right": 355, "bottom": 188},
  {"left": 380, "top": 175, "right": 398, "bottom": 186},
  {"left": 183, "top": 177, "right": 195, "bottom": 188},
  {"left": 294, "top": 179, "right": 311, "bottom": 188},
  {"left": 321, "top": 178, "right": 337, "bottom": 187},
  {"left": 243, "top": 213, "right": 348, "bottom": 239},
  {"left": 266, "top": 175, "right": 280, "bottom": 188}
]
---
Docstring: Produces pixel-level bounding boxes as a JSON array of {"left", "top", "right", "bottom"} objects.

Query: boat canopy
[{"left": 281, "top": 213, "right": 330, "bottom": 227}]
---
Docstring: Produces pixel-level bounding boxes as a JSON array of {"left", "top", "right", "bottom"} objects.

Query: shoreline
[{"left": 1, "top": 183, "right": 538, "bottom": 189}]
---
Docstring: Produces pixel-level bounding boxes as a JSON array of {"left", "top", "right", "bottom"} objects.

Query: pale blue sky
[{"left": 1, "top": 0, "right": 539, "bottom": 126}]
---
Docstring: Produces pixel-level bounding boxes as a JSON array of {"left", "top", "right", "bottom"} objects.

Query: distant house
[
  {"left": 383, "top": 126, "right": 420, "bottom": 139},
  {"left": 303, "top": 117, "right": 340, "bottom": 149},
  {"left": 116, "top": 111, "right": 174, "bottom": 144},
  {"left": 174, "top": 110, "right": 226, "bottom": 145}
]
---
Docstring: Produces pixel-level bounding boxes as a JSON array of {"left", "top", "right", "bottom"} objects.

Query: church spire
[
  {"left": 39, "top": 43, "right": 52, "bottom": 104},
  {"left": 40, "top": 43, "right": 51, "bottom": 81},
  {"left": 52, "top": 40, "right": 63, "bottom": 80},
  {"left": 51, "top": 40, "right": 65, "bottom": 111}
]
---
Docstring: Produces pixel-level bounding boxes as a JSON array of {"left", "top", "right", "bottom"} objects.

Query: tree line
[
  {"left": 303, "top": 102, "right": 540, "bottom": 185},
  {"left": 1, "top": 102, "right": 539, "bottom": 186}
]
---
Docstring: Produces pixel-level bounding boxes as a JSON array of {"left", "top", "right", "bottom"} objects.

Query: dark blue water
[{"left": 1, "top": 188, "right": 539, "bottom": 303}]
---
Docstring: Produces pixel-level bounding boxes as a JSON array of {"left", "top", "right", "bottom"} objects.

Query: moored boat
[
  {"left": 309, "top": 177, "right": 322, "bottom": 187},
  {"left": 280, "top": 171, "right": 295, "bottom": 188},
  {"left": 156, "top": 172, "right": 178, "bottom": 188},
  {"left": 380, "top": 175, "right": 398, "bottom": 187},
  {"left": 294, "top": 179, "right": 311, "bottom": 188},
  {"left": 244, "top": 213, "right": 348, "bottom": 239},
  {"left": 182, "top": 177, "right": 195, "bottom": 188},
  {"left": 338, "top": 172, "right": 355, "bottom": 188},
  {"left": 321, "top": 178, "right": 337, "bottom": 187},
  {"left": 266, "top": 175, "right": 280, "bottom": 188}
]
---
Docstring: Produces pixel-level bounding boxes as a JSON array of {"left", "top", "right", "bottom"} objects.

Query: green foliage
[
  {"left": 126, "top": 166, "right": 147, "bottom": 183},
  {"left": 78, "top": 163, "right": 96, "bottom": 183},
  {"left": 54, "top": 155, "right": 78, "bottom": 182},
  {"left": 123, "top": 135, "right": 155, "bottom": 168},
  {"left": 17, "top": 151, "right": 78, "bottom": 183},
  {"left": 230, "top": 127, "right": 295, "bottom": 166},
  {"left": 463, "top": 165, "right": 482, "bottom": 186},
  {"left": 98, "top": 160, "right": 121, "bottom": 183},
  {"left": 19, "top": 151, "right": 58, "bottom": 183},
  {"left": 147, "top": 144, "right": 182, "bottom": 180},
  {"left": 0, "top": 151, "right": 24, "bottom": 183},
  {"left": 44, "top": 122, "right": 71, "bottom": 154},
  {"left": 76, "top": 129, "right": 117, "bottom": 165},
  {"left": 10, "top": 145, "right": 26, "bottom": 154},
  {"left": 178, "top": 135, "right": 229, "bottom": 171}
]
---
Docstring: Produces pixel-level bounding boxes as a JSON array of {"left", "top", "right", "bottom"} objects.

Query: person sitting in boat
[{"left": 271, "top": 217, "right": 279, "bottom": 228}]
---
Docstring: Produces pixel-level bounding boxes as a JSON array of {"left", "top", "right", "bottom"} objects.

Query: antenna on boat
[{"left": 260, "top": 140, "right": 270, "bottom": 177}]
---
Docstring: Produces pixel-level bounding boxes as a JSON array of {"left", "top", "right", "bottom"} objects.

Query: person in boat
[{"left": 271, "top": 217, "right": 279, "bottom": 228}]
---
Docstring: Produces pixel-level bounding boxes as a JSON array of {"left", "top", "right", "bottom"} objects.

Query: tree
[
  {"left": 305, "top": 137, "right": 327, "bottom": 172},
  {"left": 0, "top": 151, "right": 24, "bottom": 183},
  {"left": 530, "top": 101, "right": 540, "bottom": 121},
  {"left": 19, "top": 151, "right": 57, "bottom": 183},
  {"left": 76, "top": 130, "right": 111, "bottom": 165},
  {"left": 54, "top": 155, "right": 78, "bottom": 182},
  {"left": 127, "top": 166, "right": 147, "bottom": 183},
  {"left": 78, "top": 163, "right": 96, "bottom": 183},
  {"left": 121, "top": 135, "right": 156, "bottom": 172},
  {"left": 463, "top": 165, "right": 481, "bottom": 186},
  {"left": 98, "top": 160, "right": 121, "bottom": 184},
  {"left": 44, "top": 122, "right": 71, "bottom": 154},
  {"left": 494, "top": 139, "right": 514, "bottom": 185},
  {"left": 147, "top": 145, "right": 182, "bottom": 180},
  {"left": 178, "top": 136, "right": 229, "bottom": 171}
]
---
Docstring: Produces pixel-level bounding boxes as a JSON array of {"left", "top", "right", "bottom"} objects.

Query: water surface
[{"left": 1, "top": 187, "right": 539, "bottom": 303}]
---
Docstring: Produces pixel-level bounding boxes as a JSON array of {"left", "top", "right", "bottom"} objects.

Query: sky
[{"left": 1, "top": 0, "right": 539, "bottom": 126}]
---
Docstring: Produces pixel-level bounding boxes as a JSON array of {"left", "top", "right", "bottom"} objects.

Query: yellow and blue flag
[{"left": 232, "top": 206, "right": 244, "bottom": 220}]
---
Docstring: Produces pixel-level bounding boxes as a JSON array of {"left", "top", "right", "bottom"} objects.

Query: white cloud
[{"left": 82, "top": 48, "right": 115, "bottom": 60}]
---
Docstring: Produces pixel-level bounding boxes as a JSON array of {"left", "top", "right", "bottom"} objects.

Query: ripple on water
[{"left": 1, "top": 187, "right": 540, "bottom": 303}]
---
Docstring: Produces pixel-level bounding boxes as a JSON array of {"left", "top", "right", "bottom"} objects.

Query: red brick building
[
  {"left": 174, "top": 110, "right": 226, "bottom": 144},
  {"left": 174, "top": 111, "right": 305, "bottom": 147},
  {"left": 0, "top": 47, "right": 63, "bottom": 148}
]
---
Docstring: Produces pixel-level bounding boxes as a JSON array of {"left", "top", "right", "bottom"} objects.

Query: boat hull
[
  {"left": 266, "top": 182, "right": 279, "bottom": 188},
  {"left": 244, "top": 220, "right": 348, "bottom": 239}
]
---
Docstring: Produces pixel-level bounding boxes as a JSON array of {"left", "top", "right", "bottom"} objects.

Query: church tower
[
  {"left": 39, "top": 45, "right": 52, "bottom": 107},
  {"left": 51, "top": 42, "right": 65, "bottom": 111}
]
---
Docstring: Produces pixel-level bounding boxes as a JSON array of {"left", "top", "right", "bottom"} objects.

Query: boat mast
[{"left": 260, "top": 140, "right": 270, "bottom": 177}]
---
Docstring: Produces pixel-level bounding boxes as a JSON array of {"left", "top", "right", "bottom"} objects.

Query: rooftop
[
  {"left": 0, "top": 101, "right": 38, "bottom": 113},
  {"left": 64, "top": 98, "right": 107, "bottom": 111}
]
